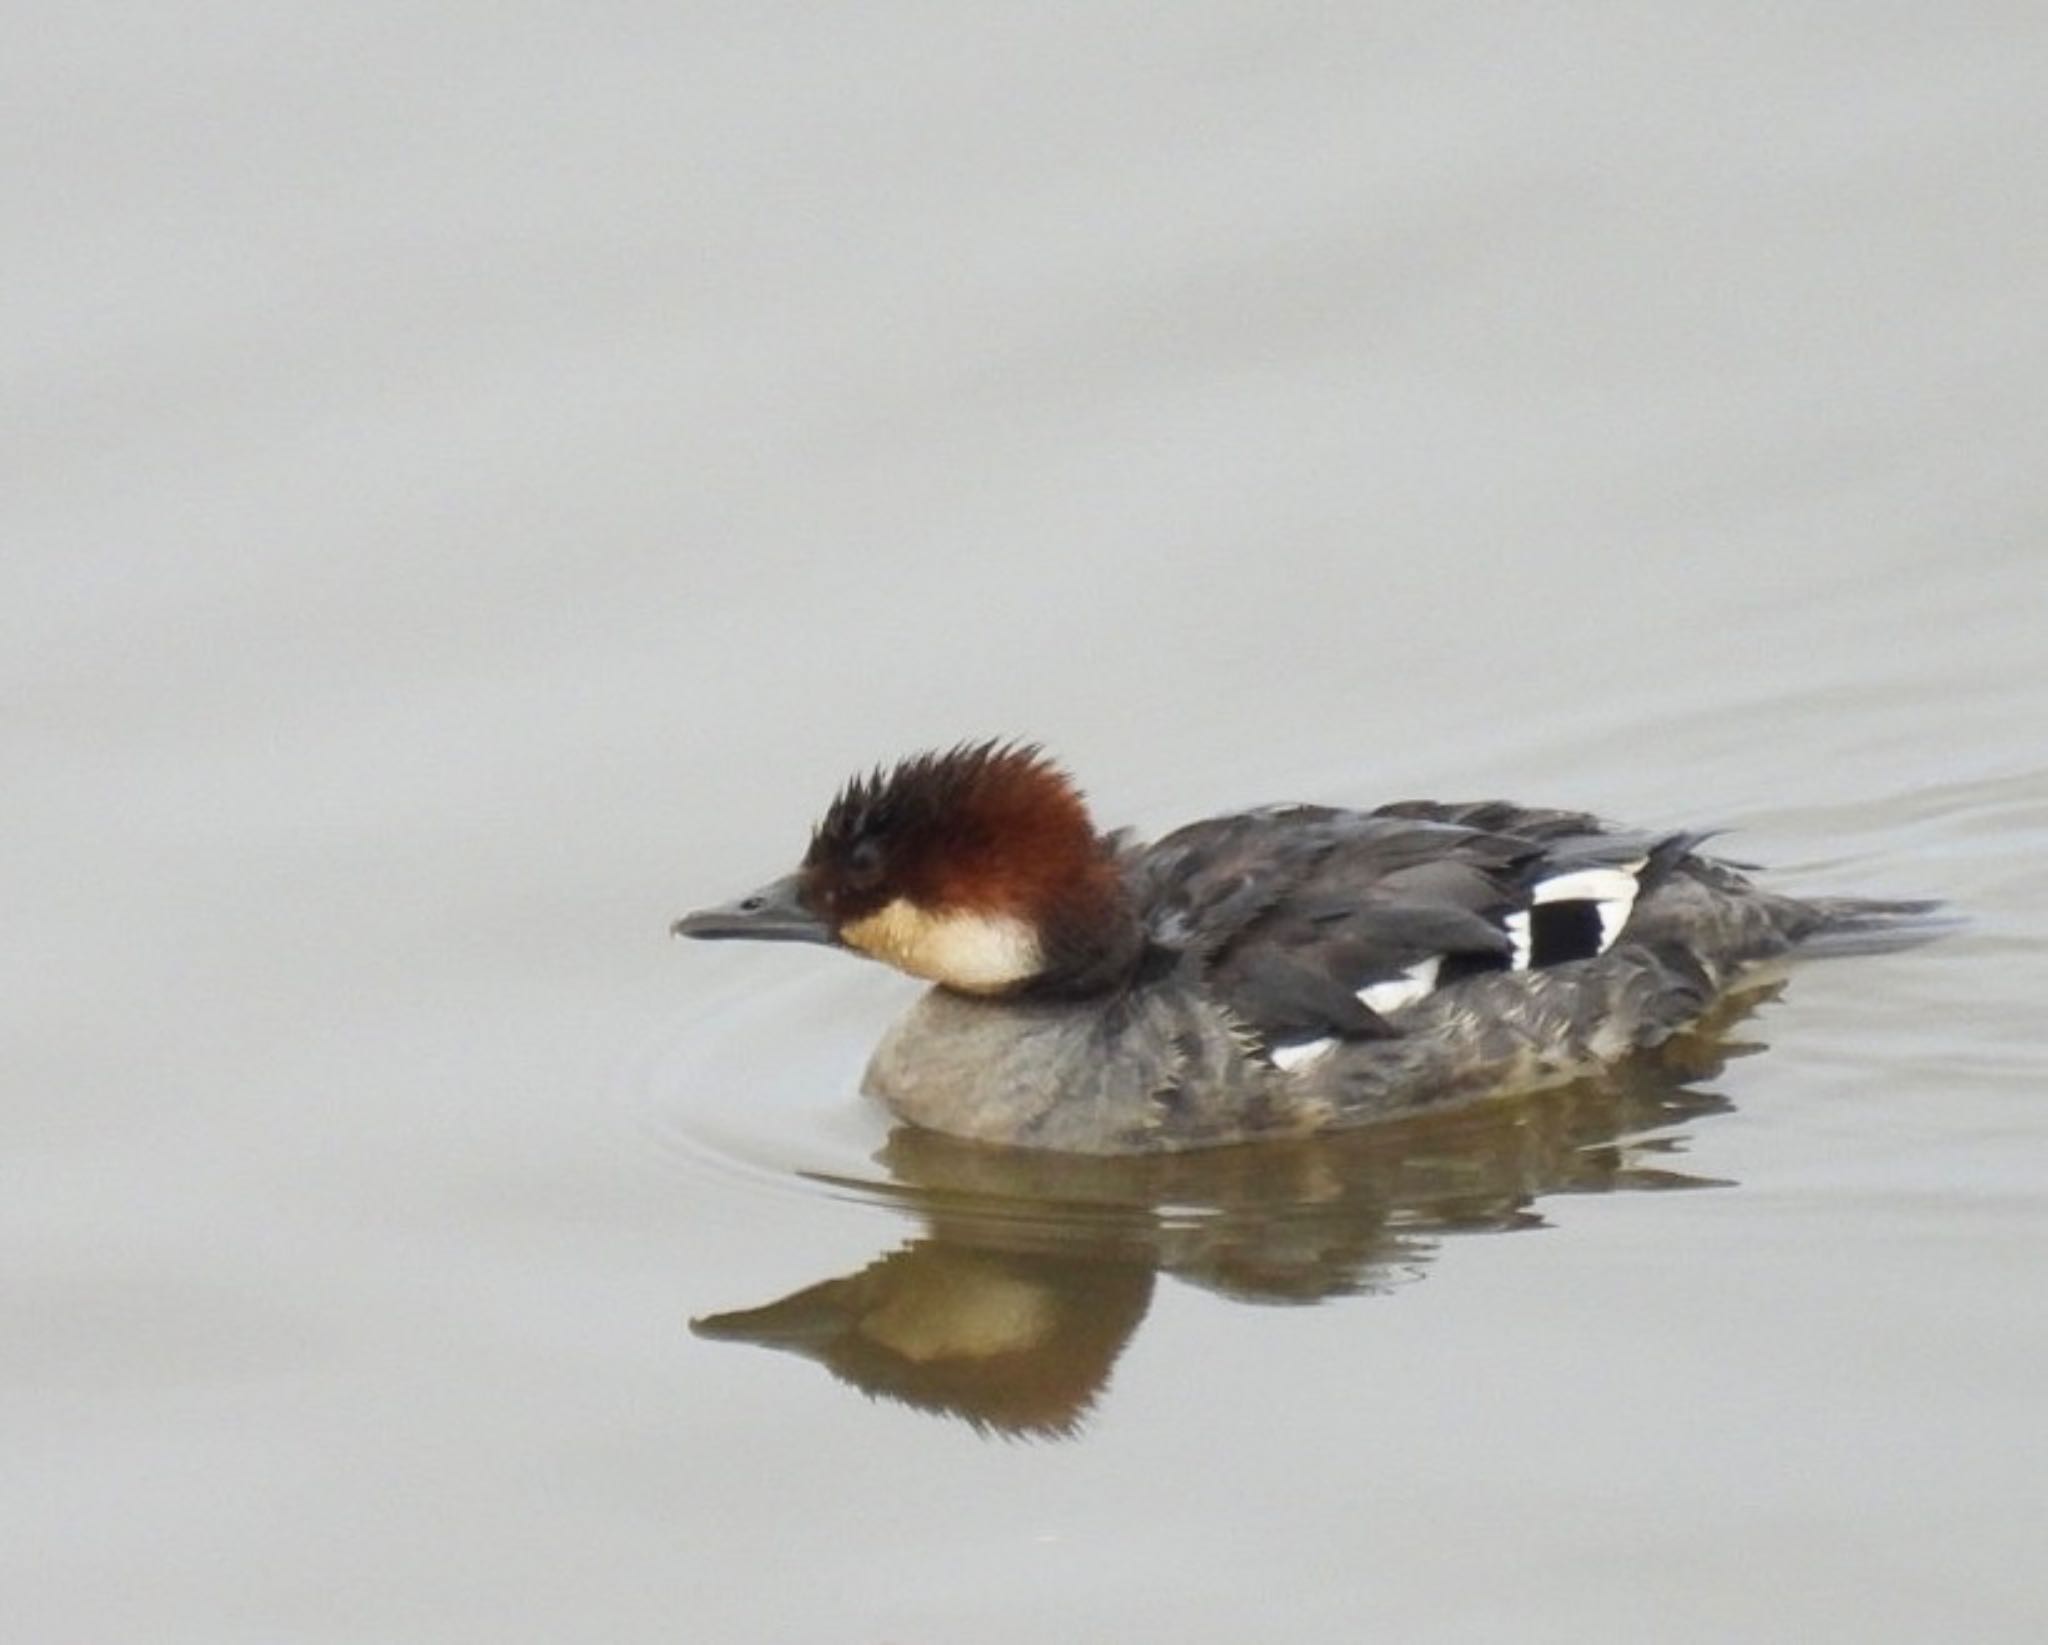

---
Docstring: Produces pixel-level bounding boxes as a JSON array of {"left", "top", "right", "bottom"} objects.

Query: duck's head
[{"left": 674, "top": 741, "right": 1140, "bottom": 995}]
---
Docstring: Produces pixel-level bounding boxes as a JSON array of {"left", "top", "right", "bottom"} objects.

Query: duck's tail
[{"left": 1795, "top": 897, "right": 1962, "bottom": 958}]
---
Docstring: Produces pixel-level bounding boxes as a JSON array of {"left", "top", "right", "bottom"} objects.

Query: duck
[{"left": 673, "top": 741, "right": 1942, "bottom": 1154}]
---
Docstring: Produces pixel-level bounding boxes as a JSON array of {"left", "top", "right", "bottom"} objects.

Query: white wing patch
[
  {"left": 1269, "top": 1037, "right": 1337, "bottom": 1074},
  {"left": 1358, "top": 956, "right": 1442, "bottom": 1015},
  {"left": 1266, "top": 857, "right": 1646, "bottom": 1065},
  {"left": 1529, "top": 861, "right": 1645, "bottom": 951},
  {"left": 1270, "top": 955, "right": 1445, "bottom": 1074},
  {"left": 1505, "top": 909, "right": 1533, "bottom": 969}
]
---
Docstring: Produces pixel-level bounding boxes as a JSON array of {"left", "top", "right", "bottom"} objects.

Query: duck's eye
[{"left": 845, "top": 838, "right": 886, "bottom": 891}]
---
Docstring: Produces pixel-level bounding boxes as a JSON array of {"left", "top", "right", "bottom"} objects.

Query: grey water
[{"left": 8, "top": 6, "right": 2047, "bottom": 1641}]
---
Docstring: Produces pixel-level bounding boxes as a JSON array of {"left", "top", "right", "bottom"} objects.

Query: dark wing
[{"left": 1134, "top": 802, "right": 1700, "bottom": 1063}]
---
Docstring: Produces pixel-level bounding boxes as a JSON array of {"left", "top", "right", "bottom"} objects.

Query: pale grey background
[{"left": 8, "top": 6, "right": 2046, "bottom": 1641}]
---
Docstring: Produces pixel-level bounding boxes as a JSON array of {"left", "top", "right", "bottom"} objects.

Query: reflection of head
[{"left": 693, "top": 1244, "right": 1154, "bottom": 1439}]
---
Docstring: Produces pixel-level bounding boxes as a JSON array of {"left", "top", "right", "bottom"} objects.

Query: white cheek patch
[
  {"left": 1358, "top": 955, "right": 1442, "bottom": 1015},
  {"left": 1529, "top": 862, "right": 1644, "bottom": 952},
  {"left": 1269, "top": 1037, "right": 1337, "bottom": 1074},
  {"left": 842, "top": 899, "right": 1043, "bottom": 992},
  {"left": 916, "top": 909, "right": 1044, "bottom": 991}
]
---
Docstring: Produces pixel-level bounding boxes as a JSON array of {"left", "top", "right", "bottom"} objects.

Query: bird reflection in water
[{"left": 691, "top": 991, "right": 1772, "bottom": 1438}]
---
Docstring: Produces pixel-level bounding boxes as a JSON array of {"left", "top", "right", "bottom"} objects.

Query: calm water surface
[{"left": 9, "top": 6, "right": 2047, "bottom": 1642}]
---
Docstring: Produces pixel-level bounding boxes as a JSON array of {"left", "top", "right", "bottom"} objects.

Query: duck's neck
[{"left": 1013, "top": 872, "right": 1150, "bottom": 999}]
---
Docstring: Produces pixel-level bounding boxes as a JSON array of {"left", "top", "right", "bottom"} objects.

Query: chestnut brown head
[{"left": 676, "top": 742, "right": 1137, "bottom": 995}]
